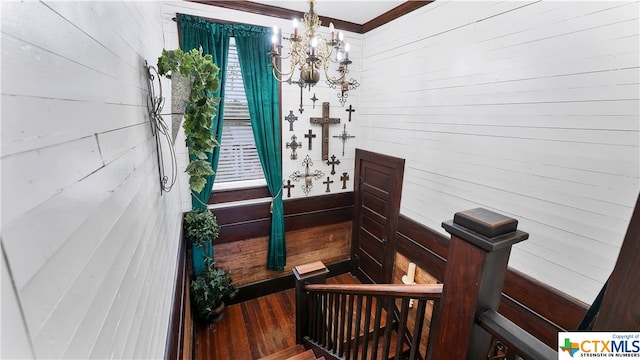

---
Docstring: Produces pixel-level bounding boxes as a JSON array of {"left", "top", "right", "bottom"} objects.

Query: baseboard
[
  {"left": 165, "top": 222, "right": 188, "bottom": 360},
  {"left": 228, "top": 259, "right": 352, "bottom": 305}
]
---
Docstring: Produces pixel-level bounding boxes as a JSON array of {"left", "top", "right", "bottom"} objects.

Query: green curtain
[
  {"left": 234, "top": 25, "right": 285, "bottom": 270},
  {"left": 179, "top": 14, "right": 233, "bottom": 210}
]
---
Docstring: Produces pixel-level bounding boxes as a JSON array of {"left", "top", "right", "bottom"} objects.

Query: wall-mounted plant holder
[{"left": 145, "top": 60, "right": 178, "bottom": 194}]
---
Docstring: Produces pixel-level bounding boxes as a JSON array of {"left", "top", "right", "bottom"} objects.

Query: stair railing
[
  {"left": 302, "top": 283, "right": 442, "bottom": 360},
  {"left": 295, "top": 208, "right": 559, "bottom": 360}
]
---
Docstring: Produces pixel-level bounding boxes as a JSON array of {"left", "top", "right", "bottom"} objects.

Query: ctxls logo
[{"left": 558, "top": 332, "right": 640, "bottom": 358}]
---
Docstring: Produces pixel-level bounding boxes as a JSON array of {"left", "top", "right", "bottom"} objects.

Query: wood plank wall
[
  {"left": 358, "top": 0, "right": 640, "bottom": 304},
  {"left": 1, "top": 2, "right": 183, "bottom": 358},
  {"left": 210, "top": 193, "right": 354, "bottom": 287}
]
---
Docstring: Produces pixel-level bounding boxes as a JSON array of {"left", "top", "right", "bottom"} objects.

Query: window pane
[{"left": 215, "top": 39, "right": 265, "bottom": 186}]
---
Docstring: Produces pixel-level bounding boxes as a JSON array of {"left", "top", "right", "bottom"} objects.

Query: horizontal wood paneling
[
  {"left": 394, "top": 214, "right": 588, "bottom": 348},
  {"left": 1, "top": 1, "right": 183, "bottom": 358},
  {"left": 358, "top": 0, "right": 640, "bottom": 303},
  {"left": 213, "top": 192, "right": 354, "bottom": 243},
  {"left": 214, "top": 222, "right": 352, "bottom": 287}
]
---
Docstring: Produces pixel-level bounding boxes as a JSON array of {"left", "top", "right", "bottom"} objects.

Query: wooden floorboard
[{"left": 194, "top": 273, "right": 360, "bottom": 360}]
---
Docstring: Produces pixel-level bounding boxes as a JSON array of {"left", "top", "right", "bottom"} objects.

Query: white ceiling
[{"left": 250, "top": 0, "right": 406, "bottom": 25}]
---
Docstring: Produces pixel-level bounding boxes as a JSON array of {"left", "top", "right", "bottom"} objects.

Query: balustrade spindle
[{"left": 395, "top": 298, "right": 411, "bottom": 360}]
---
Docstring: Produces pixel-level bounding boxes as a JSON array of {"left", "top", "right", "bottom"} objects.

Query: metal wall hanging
[
  {"left": 332, "top": 123, "right": 356, "bottom": 156},
  {"left": 310, "top": 102, "right": 341, "bottom": 161},
  {"left": 144, "top": 60, "right": 178, "bottom": 194},
  {"left": 345, "top": 104, "right": 355, "bottom": 122},
  {"left": 287, "top": 78, "right": 306, "bottom": 114},
  {"left": 333, "top": 78, "right": 360, "bottom": 106},
  {"left": 289, "top": 155, "right": 324, "bottom": 196},
  {"left": 285, "top": 110, "right": 298, "bottom": 131},
  {"left": 286, "top": 135, "right": 302, "bottom": 160},
  {"left": 340, "top": 172, "right": 350, "bottom": 189},
  {"left": 283, "top": 179, "right": 295, "bottom": 198},
  {"left": 305, "top": 129, "right": 316, "bottom": 150},
  {"left": 311, "top": 93, "right": 318, "bottom": 109},
  {"left": 323, "top": 177, "right": 333, "bottom": 193},
  {"left": 326, "top": 154, "right": 340, "bottom": 175}
]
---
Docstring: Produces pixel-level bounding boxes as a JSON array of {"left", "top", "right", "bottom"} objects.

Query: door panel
[{"left": 352, "top": 149, "right": 405, "bottom": 284}]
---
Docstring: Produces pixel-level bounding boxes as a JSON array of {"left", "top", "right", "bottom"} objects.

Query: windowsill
[{"left": 212, "top": 178, "right": 267, "bottom": 191}]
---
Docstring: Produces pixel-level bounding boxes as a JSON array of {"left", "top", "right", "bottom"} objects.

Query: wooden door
[{"left": 351, "top": 149, "right": 405, "bottom": 284}]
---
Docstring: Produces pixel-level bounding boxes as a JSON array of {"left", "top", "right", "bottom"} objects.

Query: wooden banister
[
  {"left": 305, "top": 283, "right": 443, "bottom": 298},
  {"left": 477, "top": 310, "right": 557, "bottom": 360}
]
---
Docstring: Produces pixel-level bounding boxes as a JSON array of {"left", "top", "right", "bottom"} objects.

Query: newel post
[
  {"left": 427, "top": 208, "right": 529, "bottom": 360},
  {"left": 294, "top": 261, "right": 329, "bottom": 344}
]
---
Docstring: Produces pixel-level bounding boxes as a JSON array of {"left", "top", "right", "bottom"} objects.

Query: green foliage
[
  {"left": 157, "top": 48, "right": 221, "bottom": 193},
  {"left": 183, "top": 208, "right": 219, "bottom": 249},
  {"left": 184, "top": 209, "right": 237, "bottom": 321},
  {"left": 190, "top": 261, "right": 238, "bottom": 320}
]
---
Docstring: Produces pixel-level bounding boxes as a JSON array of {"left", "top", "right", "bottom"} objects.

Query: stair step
[
  {"left": 258, "top": 345, "right": 306, "bottom": 360},
  {"left": 286, "top": 349, "right": 318, "bottom": 360}
]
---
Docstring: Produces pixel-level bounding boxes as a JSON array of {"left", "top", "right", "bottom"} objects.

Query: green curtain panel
[
  {"left": 179, "top": 15, "right": 232, "bottom": 275},
  {"left": 234, "top": 25, "right": 286, "bottom": 271},
  {"left": 179, "top": 14, "right": 232, "bottom": 210}
]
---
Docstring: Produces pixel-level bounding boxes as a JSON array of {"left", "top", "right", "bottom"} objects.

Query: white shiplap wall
[
  {"left": 1, "top": 1, "right": 183, "bottom": 358},
  {"left": 161, "top": 1, "right": 361, "bottom": 204},
  {"left": 358, "top": 1, "right": 640, "bottom": 304}
]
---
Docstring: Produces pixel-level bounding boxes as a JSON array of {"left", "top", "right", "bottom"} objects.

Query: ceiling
[{"left": 249, "top": 0, "right": 407, "bottom": 25}]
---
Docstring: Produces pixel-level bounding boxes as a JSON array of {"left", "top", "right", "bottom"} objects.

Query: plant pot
[
  {"left": 170, "top": 72, "right": 192, "bottom": 144},
  {"left": 210, "top": 301, "right": 225, "bottom": 323}
]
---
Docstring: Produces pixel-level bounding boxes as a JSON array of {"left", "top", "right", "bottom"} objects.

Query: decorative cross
[
  {"left": 297, "top": 79, "right": 305, "bottom": 113},
  {"left": 340, "top": 172, "right": 350, "bottom": 189},
  {"left": 289, "top": 155, "right": 324, "bottom": 196},
  {"left": 310, "top": 102, "right": 341, "bottom": 161},
  {"left": 304, "top": 129, "right": 316, "bottom": 150},
  {"left": 332, "top": 124, "right": 356, "bottom": 156},
  {"left": 283, "top": 180, "right": 295, "bottom": 198},
  {"left": 285, "top": 110, "right": 298, "bottom": 132},
  {"left": 326, "top": 154, "right": 341, "bottom": 175},
  {"left": 323, "top": 177, "right": 333, "bottom": 193},
  {"left": 346, "top": 104, "right": 356, "bottom": 122},
  {"left": 286, "top": 135, "right": 302, "bottom": 160},
  {"left": 311, "top": 93, "right": 318, "bottom": 109}
]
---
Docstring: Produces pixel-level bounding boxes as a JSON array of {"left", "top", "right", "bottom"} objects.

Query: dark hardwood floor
[{"left": 195, "top": 273, "right": 360, "bottom": 360}]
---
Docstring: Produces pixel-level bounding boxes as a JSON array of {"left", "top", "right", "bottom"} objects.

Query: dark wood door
[{"left": 351, "top": 149, "right": 405, "bottom": 284}]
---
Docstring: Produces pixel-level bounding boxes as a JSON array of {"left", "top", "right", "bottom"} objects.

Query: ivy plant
[{"left": 157, "top": 48, "right": 221, "bottom": 193}]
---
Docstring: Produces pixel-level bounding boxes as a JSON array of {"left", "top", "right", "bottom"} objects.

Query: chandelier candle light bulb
[
  {"left": 329, "top": 22, "right": 335, "bottom": 41},
  {"left": 293, "top": 18, "right": 299, "bottom": 38}
]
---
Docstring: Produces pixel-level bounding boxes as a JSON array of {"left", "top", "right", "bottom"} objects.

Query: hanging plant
[{"left": 157, "top": 48, "right": 221, "bottom": 193}]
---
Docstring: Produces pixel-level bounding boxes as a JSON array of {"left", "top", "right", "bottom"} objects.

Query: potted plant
[
  {"left": 183, "top": 208, "right": 238, "bottom": 322},
  {"left": 157, "top": 48, "right": 221, "bottom": 193},
  {"left": 190, "top": 258, "right": 238, "bottom": 322},
  {"left": 183, "top": 208, "right": 219, "bottom": 275}
]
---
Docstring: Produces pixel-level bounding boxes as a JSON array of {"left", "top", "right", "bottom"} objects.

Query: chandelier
[{"left": 269, "top": 0, "right": 359, "bottom": 104}]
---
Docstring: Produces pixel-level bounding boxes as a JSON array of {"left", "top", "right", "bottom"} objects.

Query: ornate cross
[
  {"left": 340, "top": 172, "right": 350, "bottom": 189},
  {"left": 310, "top": 102, "right": 340, "bottom": 161},
  {"left": 285, "top": 110, "right": 298, "bottom": 132},
  {"left": 346, "top": 104, "right": 355, "bottom": 122},
  {"left": 286, "top": 135, "right": 302, "bottom": 160},
  {"left": 323, "top": 177, "right": 333, "bottom": 193},
  {"left": 283, "top": 180, "right": 295, "bottom": 198},
  {"left": 326, "top": 154, "right": 340, "bottom": 175},
  {"left": 332, "top": 124, "right": 356, "bottom": 156},
  {"left": 311, "top": 93, "right": 318, "bottom": 109},
  {"left": 289, "top": 155, "right": 324, "bottom": 196},
  {"left": 304, "top": 129, "right": 316, "bottom": 150}
]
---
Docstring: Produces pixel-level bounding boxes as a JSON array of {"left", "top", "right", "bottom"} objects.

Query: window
[{"left": 213, "top": 38, "right": 265, "bottom": 190}]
